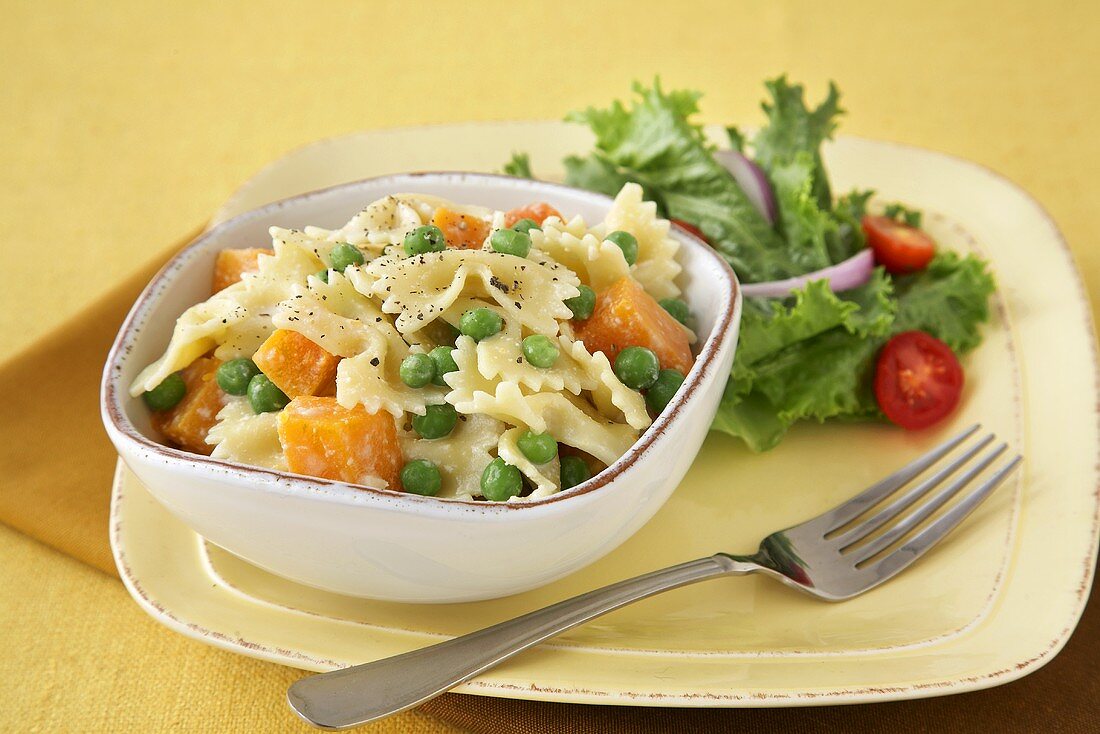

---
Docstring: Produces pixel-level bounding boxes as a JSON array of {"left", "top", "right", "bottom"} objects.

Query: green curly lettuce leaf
[
  {"left": 828, "top": 188, "right": 874, "bottom": 263},
  {"left": 884, "top": 202, "right": 923, "bottom": 228},
  {"left": 714, "top": 256, "right": 992, "bottom": 451},
  {"left": 768, "top": 152, "right": 837, "bottom": 274},
  {"left": 502, "top": 152, "right": 534, "bottom": 179},
  {"left": 564, "top": 80, "right": 816, "bottom": 284},
  {"left": 561, "top": 153, "right": 636, "bottom": 199},
  {"left": 752, "top": 76, "right": 843, "bottom": 209},
  {"left": 892, "top": 252, "right": 996, "bottom": 354}
]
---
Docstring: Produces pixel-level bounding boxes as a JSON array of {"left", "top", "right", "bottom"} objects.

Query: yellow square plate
[{"left": 111, "top": 122, "right": 1099, "bottom": 706}]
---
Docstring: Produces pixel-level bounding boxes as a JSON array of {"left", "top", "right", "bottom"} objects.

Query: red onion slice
[
  {"left": 740, "top": 249, "right": 875, "bottom": 299},
  {"left": 713, "top": 149, "right": 777, "bottom": 224}
]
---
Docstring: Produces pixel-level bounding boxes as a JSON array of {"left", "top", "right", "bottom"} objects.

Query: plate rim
[
  {"left": 109, "top": 456, "right": 1092, "bottom": 706},
  {"left": 113, "top": 124, "right": 1100, "bottom": 707}
]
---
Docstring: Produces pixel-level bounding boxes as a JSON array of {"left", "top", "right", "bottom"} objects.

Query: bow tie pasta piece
[
  {"left": 269, "top": 226, "right": 369, "bottom": 274},
  {"left": 446, "top": 336, "right": 638, "bottom": 465},
  {"left": 529, "top": 217, "right": 632, "bottom": 294},
  {"left": 532, "top": 212, "right": 593, "bottom": 240},
  {"left": 400, "top": 414, "right": 504, "bottom": 499},
  {"left": 559, "top": 335, "right": 651, "bottom": 430},
  {"left": 321, "top": 194, "right": 500, "bottom": 253},
  {"left": 322, "top": 195, "right": 428, "bottom": 252},
  {"left": 272, "top": 271, "right": 397, "bottom": 358},
  {"left": 364, "top": 249, "right": 580, "bottom": 336},
  {"left": 451, "top": 381, "right": 637, "bottom": 466},
  {"left": 337, "top": 351, "right": 448, "bottom": 420},
  {"left": 130, "top": 234, "right": 322, "bottom": 395},
  {"left": 496, "top": 427, "right": 561, "bottom": 498},
  {"left": 456, "top": 318, "right": 650, "bottom": 431},
  {"left": 272, "top": 270, "right": 447, "bottom": 418},
  {"left": 406, "top": 193, "right": 496, "bottom": 218},
  {"left": 601, "top": 183, "right": 682, "bottom": 300},
  {"left": 468, "top": 317, "right": 589, "bottom": 394},
  {"left": 206, "top": 398, "right": 288, "bottom": 472},
  {"left": 392, "top": 193, "right": 499, "bottom": 233}
]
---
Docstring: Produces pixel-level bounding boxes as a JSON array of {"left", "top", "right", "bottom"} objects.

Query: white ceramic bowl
[{"left": 101, "top": 173, "right": 741, "bottom": 602}]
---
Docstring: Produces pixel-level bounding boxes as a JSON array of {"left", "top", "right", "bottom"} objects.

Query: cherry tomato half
[
  {"left": 671, "top": 218, "right": 708, "bottom": 243},
  {"left": 861, "top": 215, "right": 936, "bottom": 274},
  {"left": 874, "top": 331, "right": 964, "bottom": 430}
]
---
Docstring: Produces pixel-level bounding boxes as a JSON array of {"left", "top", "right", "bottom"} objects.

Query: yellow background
[{"left": 2, "top": 0, "right": 1097, "bottom": 731}]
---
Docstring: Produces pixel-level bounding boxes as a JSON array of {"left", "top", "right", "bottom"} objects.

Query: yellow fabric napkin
[{"left": 0, "top": 259, "right": 168, "bottom": 574}]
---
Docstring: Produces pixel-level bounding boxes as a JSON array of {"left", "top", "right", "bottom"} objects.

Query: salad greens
[
  {"left": 565, "top": 83, "right": 794, "bottom": 282},
  {"left": 502, "top": 152, "right": 534, "bottom": 179},
  {"left": 883, "top": 202, "right": 923, "bottom": 228},
  {"left": 506, "top": 77, "right": 995, "bottom": 451},
  {"left": 747, "top": 78, "right": 840, "bottom": 209}
]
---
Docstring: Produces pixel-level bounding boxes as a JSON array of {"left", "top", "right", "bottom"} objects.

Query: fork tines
[{"left": 819, "top": 425, "right": 1022, "bottom": 576}]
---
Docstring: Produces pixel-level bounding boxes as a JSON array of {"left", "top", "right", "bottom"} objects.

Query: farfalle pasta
[
  {"left": 132, "top": 184, "right": 697, "bottom": 501},
  {"left": 602, "top": 184, "right": 683, "bottom": 300},
  {"left": 363, "top": 247, "right": 579, "bottom": 335}
]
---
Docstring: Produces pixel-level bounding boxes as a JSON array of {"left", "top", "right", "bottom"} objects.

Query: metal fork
[{"left": 288, "top": 425, "right": 1021, "bottom": 729}]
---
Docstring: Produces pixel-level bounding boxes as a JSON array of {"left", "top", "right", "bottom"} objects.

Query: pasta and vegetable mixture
[{"left": 130, "top": 184, "right": 697, "bottom": 501}]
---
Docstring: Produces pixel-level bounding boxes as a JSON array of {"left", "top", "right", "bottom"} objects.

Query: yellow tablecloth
[{"left": 2, "top": 1, "right": 1098, "bottom": 731}]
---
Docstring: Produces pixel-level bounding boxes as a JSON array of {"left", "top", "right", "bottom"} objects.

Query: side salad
[{"left": 506, "top": 77, "right": 994, "bottom": 451}]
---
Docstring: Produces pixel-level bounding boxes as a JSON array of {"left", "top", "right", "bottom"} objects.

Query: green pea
[
  {"left": 560, "top": 455, "right": 591, "bottom": 490},
  {"left": 645, "top": 369, "right": 686, "bottom": 415},
  {"left": 658, "top": 298, "right": 691, "bottom": 326},
  {"left": 400, "top": 459, "right": 442, "bottom": 496},
  {"left": 404, "top": 225, "right": 447, "bottom": 256},
  {"left": 216, "top": 358, "right": 261, "bottom": 396},
  {"left": 329, "top": 243, "right": 365, "bottom": 272},
  {"left": 399, "top": 353, "right": 436, "bottom": 388},
  {"left": 564, "top": 284, "right": 596, "bottom": 320},
  {"left": 511, "top": 218, "right": 540, "bottom": 234},
  {"left": 521, "top": 335, "right": 559, "bottom": 368},
  {"left": 459, "top": 307, "right": 503, "bottom": 341},
  {"left": 490, "top": 228, "right": 532, "bottom": 257},
  {"left": 315, "top": 268, "right": 330, "bottom": 284},
  {"left": 142, "top": 373, "right": 186, "bottom": 411},
  {"left": 614, "top": 346, "right": 660, "bottom": 390},
  {"left": 517, "top": 430, "right": 558, "bottom": 465},
  {"left": 412, "top": 403, "right": 458, "bottom": 439},
  {"left": 429, "top": 346, "right": 458, "bottom": 386},
  {"left": 247, "top": 374, "right": 290, "bottom": 414},
  {"left": 480, "top": 457, "right": 523, "bottom": 501},
  {"left": 606, "top": 230, "right": 638, "bottom": 266}
]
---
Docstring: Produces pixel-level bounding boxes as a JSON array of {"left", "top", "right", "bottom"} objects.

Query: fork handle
[{"left": 288, "top": 554, "right": 753, "bottom": 729}]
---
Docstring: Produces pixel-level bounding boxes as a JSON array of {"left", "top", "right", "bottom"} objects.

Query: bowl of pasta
[{"left": 101, "top": 172, "right": 740, "bottom": 602}]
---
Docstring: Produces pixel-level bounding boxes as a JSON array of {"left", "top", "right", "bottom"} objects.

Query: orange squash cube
[
  {"left": 277, "top": 397, "right": 402, "bottom": 489},
  {"left": 431, "top": 207, "right": 490, "bottom": 249},
  {"left": 212, "top": 248, "right": 269, "bottom": 293},
  {"left": 152, "top": 356, "right": 227, "bottom": 455},
  {"left": 252, "top": 329, "right": 339, "bottom": 398},
  {"left": 574, "top": 276, "right": 694, "bottom": 375},
  {"left": 503, "top": 202, "right": 562, "bottom": 228}
]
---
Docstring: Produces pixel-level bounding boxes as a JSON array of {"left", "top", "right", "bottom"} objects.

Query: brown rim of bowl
[{"left": 101, "top": 171, "right": 741, "bottom": 513}]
